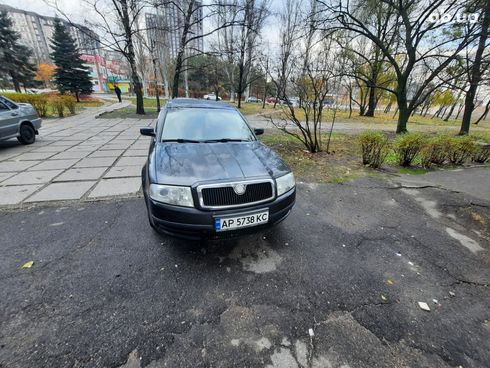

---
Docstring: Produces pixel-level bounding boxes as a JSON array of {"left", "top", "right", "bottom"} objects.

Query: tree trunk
[
  {"left": 348, "top": 88, "right": 353, "bottom": 118},
  {"left": 237, "top": 61, "right": 244, "bottom": 108},
  {"left": 10, "top": 72, "right": 21, "bottom": 93},
  {"left": 474, "top": 99, "right": 490, "bottom": 125},
  {"left": 460, "top": 0, "right": 490, "bottom": 134},
  {"left": 120, "top": 0, "right": 144, "bottom": 115},
  {"left": 171, "top": 0, "right": 194, "bottom": 99},
  {"left": 172, "top": 52, "right": 184, "bottom": 98},
  {"left": 443, "top": 102, "right": 457, "bottom": 121},
  {"left": 396, "top": 90, "right": 409, "bottom": 133},
  {"left": 152, "top": 57, "right": 161, "bottom": 112},
  {"left": 184, "top": 58, "right": 189, "bottom": 98},
  {"left": 364, "top": 85, "right": 377, "bottom": 117},
  {"left": 75, "top": 91, "right": 80, "bottom": 103},
  {"left": 384, "top": 101, "right": 392, "bottom": 113}
]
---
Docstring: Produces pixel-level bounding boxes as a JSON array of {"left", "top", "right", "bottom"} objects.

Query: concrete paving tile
[
  {"left": 88, "top": 150, "right": 124, "bottom": 158},
  {"left": 0, "top": 172, "right": 14, "bottom": 183},
  {"left": 2, "top": 170, "right": 63, "bottom": 185},
  {"left": 88, "top": 177, "right": 141, "bottom": 198},
  {"left": 14, "top": 152, "right": 56, "bottom": 161},
  {"left": 0, "top": 151, "right": 25, "bottom": 161},
  {"left": 123, "top": 149, "right": 148, "bottom": 157},
  {"left": 101, "top": 143, "right": 133, "bottom": 150},
  {"left": 30, "top": 159, "right": 78, "bottom": 170},
  {"left": 115, "top": 156, "right": 147, "bottom": 166},
  {"left": 26, "top": 181, "right": 96, "bottom": 202},
  {"left": 0, "top": 161, "right": 40, "bottom": 172},
  {"left": 0, "top": 184, "right": 43, "bottom": 205},
  {"left": 104, "top": 165, "right": 141, "bottom": 178},
  {"left": 65, "top": 146, "right": 99, "bottom": 152},
  {"left": 54, "top": 167, "right": 106, "bottom": 182},
  {"left": 51, "top": 151, "right": 91, "bottom": 160},
  {"left": 48, "top": 141, "right": 82, "bottom": 146},
  {"left": 74, "top": 157, "right": 117, "bottom": 168},
  {"left": 28, "top": 146, "right": 68, "bottom": 153}
]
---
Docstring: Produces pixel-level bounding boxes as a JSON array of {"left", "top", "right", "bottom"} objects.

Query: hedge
[{"left": 1, "top": 92, "right": 77, "bottom": 118}]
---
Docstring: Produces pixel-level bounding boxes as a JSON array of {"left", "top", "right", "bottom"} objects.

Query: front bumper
[{"left": 147, "top": 188, "right": 296, "bottom": 240}]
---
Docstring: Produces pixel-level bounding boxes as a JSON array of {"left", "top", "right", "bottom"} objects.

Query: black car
[{"left": 140, "top": 98, "right": 296, "bottom": 240}]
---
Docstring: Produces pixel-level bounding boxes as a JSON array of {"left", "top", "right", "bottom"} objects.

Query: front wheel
[{"left": 17, "top": 124, "right": 36, "bottom": 145}]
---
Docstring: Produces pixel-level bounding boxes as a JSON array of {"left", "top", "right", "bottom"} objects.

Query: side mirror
[
  {"left": 140, "top": 127, "right": 155, "bottom": 137},
  {"left": 254, "top": 128, "right": 264, "bottom": 136}
]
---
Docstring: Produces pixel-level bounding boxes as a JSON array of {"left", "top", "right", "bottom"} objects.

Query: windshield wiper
[
  {"left": 161, "top": 139, "right": 201, "bottom": 143},
  {"left": 203, "top": 138, "right": 250, "bottom": 143}
]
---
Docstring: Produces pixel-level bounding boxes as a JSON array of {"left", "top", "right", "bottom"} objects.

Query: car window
[
  {"left": 161, "top": 108, "right": 255, "bottom": 142},
  {"left": 0, "top": 101, "right": 9, "bottom": 111},
  {"left": 2, "top": 98, "right": 18, "bottom": 109}
]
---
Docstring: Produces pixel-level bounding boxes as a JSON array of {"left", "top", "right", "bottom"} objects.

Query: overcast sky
[{"left": 0, "top": 0, "right": 281, "bottom": 48}]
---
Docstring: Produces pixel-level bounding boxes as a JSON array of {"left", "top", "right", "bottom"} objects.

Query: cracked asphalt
[{"left": 0, "top": 170, "right": 489, "bottom": 368}]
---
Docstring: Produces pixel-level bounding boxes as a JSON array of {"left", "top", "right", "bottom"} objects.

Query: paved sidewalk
[{"left": 0, "top": 102, "right": 153, "bottom": 206}]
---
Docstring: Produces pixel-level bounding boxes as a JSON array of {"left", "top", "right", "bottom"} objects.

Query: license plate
[{"left": 215, "top": 210, "right": 269, "bottom": 232}]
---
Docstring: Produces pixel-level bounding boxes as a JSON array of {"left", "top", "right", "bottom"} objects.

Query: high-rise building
[
  {"left": 0, "top": 4, "right": 100, "bottom": 64},
  {"left": 145, "top": 0, "right": 204, "bottom": 59}
]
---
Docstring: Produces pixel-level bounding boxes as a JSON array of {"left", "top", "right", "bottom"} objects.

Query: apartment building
[{"left": 0, "top": 4, "right": 99, "bottom": 64}]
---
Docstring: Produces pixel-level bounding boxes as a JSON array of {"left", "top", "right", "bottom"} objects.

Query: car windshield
[{"left": 161, "top": 108, "right": 255, "bottom": 142}]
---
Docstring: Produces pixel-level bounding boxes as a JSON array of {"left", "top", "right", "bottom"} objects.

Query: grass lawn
[
  {"left": 259, "top": 131, "right": 370, "bottom": 183},
  {"left": 43, "top": 99, "right": 105, "bottom": 118},
  {"left": 123, "top": 97, "right": 167, "bottom": 109},
  {"left": 259, "top": 129, "right": 490, "bottom": 183},
  {"left": 97, "top": 107, "right": 159, "bottom": 119},
  {"left": 234, "top": 102, "right": 490, "bottom": 134}
]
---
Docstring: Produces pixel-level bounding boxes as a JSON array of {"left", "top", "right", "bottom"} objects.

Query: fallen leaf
[
  {"left": 21, "top": 261, "right": 34, "bottom": 269},
  {"left": 381, "top": 295, "right": 387, "bottom": 301},
  {"left": 387, "top": 279, "right": 394, "bottom": 285}
]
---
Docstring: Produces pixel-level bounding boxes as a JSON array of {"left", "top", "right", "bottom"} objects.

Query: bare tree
[
  {"left": 235, "top": 0, "right": 269, "bottom": 108},
  {"left": 321, "top": 0, "right": 481, "bottom": 133},
  {"left": 213, "top": 0, "right": 240, "bottom": 102},
  {"left": 47, "top": 0, "right": 147, "bottom": 114},
  {"left": 460, "top": 0, "right": 490, "bottom": 134},
  {"left": 269, "top": 4, "right": 340, "bottom": 154},
  {"left": 272, "top": 0, "right": 302, "bottom": 104}
]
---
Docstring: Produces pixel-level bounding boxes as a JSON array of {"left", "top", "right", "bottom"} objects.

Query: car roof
[{"left": 166, "top": 98, "right": 233, "bottom": 110}]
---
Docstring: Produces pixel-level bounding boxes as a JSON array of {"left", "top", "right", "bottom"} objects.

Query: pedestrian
[{"left": 114, "top": 85, "right": 122, "bottom": 103}]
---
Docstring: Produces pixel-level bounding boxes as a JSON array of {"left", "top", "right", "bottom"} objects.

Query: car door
[{"left": 0, "top": 100, "right": 19, "bottom": 139}]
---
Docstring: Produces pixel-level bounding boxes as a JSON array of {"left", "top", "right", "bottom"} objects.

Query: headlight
[
  {"left": 276, "top": 172, "right": 295, "bottom": 196},
  {"left": 149, "top": 184, "right": 194, "bottom": 207}
]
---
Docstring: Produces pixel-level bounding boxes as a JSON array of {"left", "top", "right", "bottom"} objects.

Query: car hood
[{"left": 150, "top": 141, "right": 290, "bottom": 186}]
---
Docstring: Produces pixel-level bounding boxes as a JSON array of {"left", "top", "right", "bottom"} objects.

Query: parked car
[
  {"left": 246, "top": 96, "right": 262, "bottom": 103},
  {"left": 0, "top": 95, "right": 41, "bottom": 145},
  {"left": 203, "top": 93, "right": 222, "bottom": 101},
  {"left": 287, "top": 97, "right": 300, "bottom": 107},
  {"left": 265, "top": 97, "right": 281, "bottom": 104},
  {"left": 140, "top": 98, "right": 296, "bottom": 240}
]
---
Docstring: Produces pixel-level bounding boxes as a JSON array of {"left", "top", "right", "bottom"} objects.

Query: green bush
[
  {"left": 61, "top": 95, "right": 76, "bottom": 114},
  {"left": 393, "top": 132, "right": 425, "bottom": 166},
  {"left": 358, "top": 131, "right": 389, "bottom": 168},
  {"left": 420, "top": 135, "right": 451, "bottom": 168},
  {"left": 30, "top": 95, "right": 49, "bottom": 117},
  {"left": 2, "top": 92, "right": 79, "bottom": 117},
  {"left": 472, "top": 144, "right": 490, "bottom": 163},
  {"left": 51, "top": 96, "right": 65, "bottom": 117},
  {"left": 447, "top": 136, "right": 478, "bottom": 165}
]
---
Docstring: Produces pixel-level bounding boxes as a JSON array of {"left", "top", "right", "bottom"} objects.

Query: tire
[{"left": 17, "top": 124, "right": 36, "bottom": 145}]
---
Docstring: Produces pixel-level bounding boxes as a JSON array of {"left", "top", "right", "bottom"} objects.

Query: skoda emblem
[{"left": 233, "top": 183, "right": 246, "bottom": 195}]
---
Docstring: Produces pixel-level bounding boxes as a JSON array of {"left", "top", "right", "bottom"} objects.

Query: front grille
[{"left": 200, "top": 181, "right": 274, "bottom": 208}]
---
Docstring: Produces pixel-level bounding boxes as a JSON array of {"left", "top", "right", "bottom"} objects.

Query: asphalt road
[{"left": 1, "top": 173, "right": 489, "bottom": 368}]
